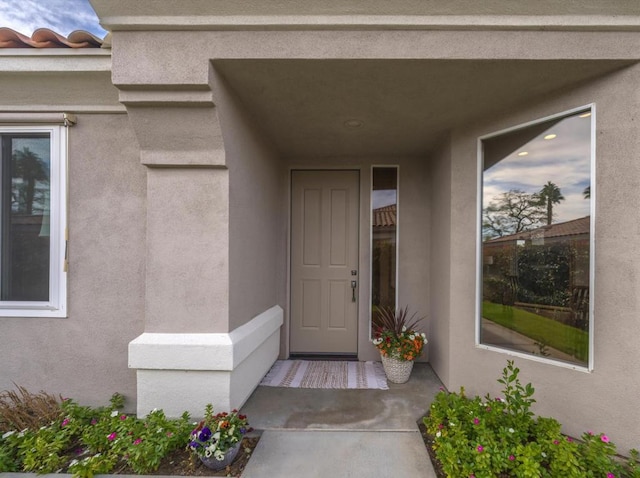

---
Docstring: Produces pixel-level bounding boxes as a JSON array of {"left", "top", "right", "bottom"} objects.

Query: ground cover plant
[
  {"left": 423, "top": 361, "right": 640, "bottom": 478},
  {"left": 0, "top": 389, "right": 257, "bottom": 477}
]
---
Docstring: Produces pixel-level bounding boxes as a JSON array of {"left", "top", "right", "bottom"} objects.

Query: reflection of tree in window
[
  {"left": 12, "top": 146, "right": 50, "bottom": 215},
  {"left": 0, "top": 136, "right": 51, "bottom": 302},
  {"left": 480, "top": 110, "right": 592, "bottom": 367}
]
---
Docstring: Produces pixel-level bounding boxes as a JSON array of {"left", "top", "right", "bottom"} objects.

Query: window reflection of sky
[
  {"left": 483, "top": 113, "right": 591, "bottom": 223},
  {"left": 372, "top": 190, "right": 396, "bottom": 209}
]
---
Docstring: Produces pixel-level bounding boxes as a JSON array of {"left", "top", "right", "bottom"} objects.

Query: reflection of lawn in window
[{"left": 482, "top": 301, "right": 588, "bottom": 362}]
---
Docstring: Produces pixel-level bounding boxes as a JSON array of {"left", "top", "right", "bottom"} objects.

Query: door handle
[{"left": 351, "top": 280, "right": 357, "bottom": 302}]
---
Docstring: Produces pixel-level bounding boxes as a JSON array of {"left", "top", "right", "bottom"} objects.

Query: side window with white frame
[
  {"left": 479, "top": 106, "right": 594, "bottom": 369},
  {"left": 0, "top": 125, "right": 67, "bottom": 317}
]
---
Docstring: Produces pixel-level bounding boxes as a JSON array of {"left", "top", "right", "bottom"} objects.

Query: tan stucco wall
[
  {"left": 433, "top": 64, "right": 640, "bottom": 453},
  {"left": 0, "top": 114, "right": 145, "bottom": 410},
  {"left": 427, "top": 138, "right": 452, "bottom": 385},
  {"left": 212, "top": 69, "right": 287, "bottom": 332}
]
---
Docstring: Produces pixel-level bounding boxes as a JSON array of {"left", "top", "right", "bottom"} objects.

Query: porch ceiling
[{"left": 214, "top": 59, "right": 632, "bottom": 158}]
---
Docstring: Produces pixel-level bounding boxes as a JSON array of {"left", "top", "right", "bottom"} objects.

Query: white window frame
[
  {"left": 475, "top": 105, "right": 595, "bottom": 372},
  {"left": 0, "top": 125, "right": 67, "bottom": 318},
  {"left": 369, "top": 165, "right": 400, "bottom": 340}
]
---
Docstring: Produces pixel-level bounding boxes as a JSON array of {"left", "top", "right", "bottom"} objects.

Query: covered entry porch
[{"left": 238, "top": 363, "right": 443, "bottom": 477}]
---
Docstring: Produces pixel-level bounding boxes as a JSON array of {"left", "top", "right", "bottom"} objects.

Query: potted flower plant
[
  {"left": 188, "top": 404, "right": 252, "bottom": 471},
  {"left": 372, "top": 306, "right": 427, "bottom": 383}
]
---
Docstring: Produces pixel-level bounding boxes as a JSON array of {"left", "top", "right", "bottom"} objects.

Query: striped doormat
[{"left": 259, "top": 360, "right": 388, "bottom": 390}]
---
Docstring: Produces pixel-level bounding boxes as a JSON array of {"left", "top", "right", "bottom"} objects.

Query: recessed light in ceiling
[
  {"left": 544, "top": 134, "right": 557, "bottom": 140},
  {"left": 518, "top": 151, "right": 529, "bottom": 157},
  {"left": 344, "top": 119, "right": 363, "bottom": 128}
]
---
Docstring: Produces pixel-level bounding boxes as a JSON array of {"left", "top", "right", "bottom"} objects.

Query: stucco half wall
[{"left": 129, "top": 305, "right": 283, "bottom": 418}]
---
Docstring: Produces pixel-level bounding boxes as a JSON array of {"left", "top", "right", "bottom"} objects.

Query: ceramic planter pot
[
  {"left": 198, "top": 441, "right": 242, "bottom": 471},
  {"left": 380, "top": 353, "right": 414, "bottom": 383}
]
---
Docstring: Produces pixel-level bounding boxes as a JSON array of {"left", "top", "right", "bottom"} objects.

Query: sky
[
  {"left": 0, "top": 0, "right": 107, "bottom": 37},
  {"left": 483, "top": 111, "right": 592, "bottom": 225}
]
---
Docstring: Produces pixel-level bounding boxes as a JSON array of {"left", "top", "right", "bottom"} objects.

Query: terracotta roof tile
[
  {"left": 0, "top": 28, "right": 103, "bottom": 48},
  {"left": 373, "top": 204, "right": 396, "bottom": 228},
  {"left": 486, "top": 216, "right": 590, "bottom": 243}
]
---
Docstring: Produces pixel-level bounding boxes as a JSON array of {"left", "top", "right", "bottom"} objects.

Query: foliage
[
  {"left": 538, "top": 181, "right": 565, "bottom": 226},
  {"left": 483, "top": 189, "right": 546, "bottom": 239},
  {"left": 372, "top": 306, "right": 427, "bottom": 361},
  {"left": 0, "top": 385, "right": 63, "bottom": 432},
  {"left": 424, "top": 360, "right": 636, "bottom": 477},
  {"left": 188, "top": 404, "right": 252, "bottom": 462},
  {"left": 0, "top": 390, "right": 192, "bottom": 477},
  {"left": 12, "top": 146, "right": 50, "bottom": 216}
]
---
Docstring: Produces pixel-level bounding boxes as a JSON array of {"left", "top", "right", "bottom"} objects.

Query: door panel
[{"left": 291, "top": 170, "right": 359, "bottom": 354}]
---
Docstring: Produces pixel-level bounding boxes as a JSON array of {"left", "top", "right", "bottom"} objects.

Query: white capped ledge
[{"left": 128, "top": 305, "right": 283, "bottom": 371}]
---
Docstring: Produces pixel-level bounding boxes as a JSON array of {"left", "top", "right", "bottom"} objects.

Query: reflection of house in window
[
  {"left": 483, "top": 215, "right": 590, "bottom": 328},
  {"left": 372, "top": 204, "right": 396, "bottom": 309}
]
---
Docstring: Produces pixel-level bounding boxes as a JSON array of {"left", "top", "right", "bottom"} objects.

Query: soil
[
  {"left": 131, "top": 436, "right": 260, "bottom": 477},
  {"left": 418, "top": 420, "right": 446, "bottom": 478}
]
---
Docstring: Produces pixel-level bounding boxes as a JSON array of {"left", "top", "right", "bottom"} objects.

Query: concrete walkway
[{"left": 239, "top": 363, "right": 442, "bottom": 477}]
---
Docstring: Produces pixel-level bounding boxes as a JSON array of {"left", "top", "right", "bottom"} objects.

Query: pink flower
[
  {"left": 133, "top": 439, "right": 142, "bottom": 445},
  {"left": 566, "top": 437, "right": 573, "bottom": 442},
  {"left": 477, "top": 445, "right": 484, "bottom": 453},
  {"left": 509, "top": 455, "right": 515, "bottom": 461},
  {"left": 601, "top": 435, "right": 610, "bottom": 443},
  {"left": 107, "top": 432, "right": 117, "bottom": 441},
  {"left": 485, "top": 406, "right": 491, "bottom": 412},
  {"left": 470, "top": 475, "right": 476, "bottom": 478},
  {"left": 90, "top": 419, "right": 97, "bottom": 425},
  {"left": 438, "top": 424, "right": 444, "bottom": 430},
  {"left": 473, "top": 418, "right": 480, "bottom": 425},
  {"left": 166, "top": 432, "right": 173, "bottom": 437},
  {"left": 61, "top": 418, "right": 70, "bottom": 427},
  {"left": 553, "top": 440, "right": 559, "bottom": 445},
  {"left": 587, "top": 430, "right": 594, "bottom": 436},
  {"left": 120, "top": 415, "right": 127, "bottom": 421},
  {"left": 607, "top": 474, "right": 616, "bottom": 478}
]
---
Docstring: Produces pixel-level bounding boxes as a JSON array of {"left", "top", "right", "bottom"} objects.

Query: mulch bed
[{"left": 418, "top": 419, "right": 446, "bottom": 478}]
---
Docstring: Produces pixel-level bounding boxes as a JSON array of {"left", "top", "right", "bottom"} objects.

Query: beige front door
[{"left": 290, "top": 170, "right": 359, "bottom": 354}]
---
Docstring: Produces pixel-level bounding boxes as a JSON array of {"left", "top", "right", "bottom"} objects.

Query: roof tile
[{"left": 0, "top": 28, "right": 103, "bottom": 48}]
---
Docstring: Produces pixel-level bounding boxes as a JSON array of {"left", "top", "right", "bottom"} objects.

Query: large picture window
[
  {"left": 479, "top": 107, "right": 593, "bottom": 368},
  {"left": 0, "top": 126, "right": 67, "bottom": 317}
]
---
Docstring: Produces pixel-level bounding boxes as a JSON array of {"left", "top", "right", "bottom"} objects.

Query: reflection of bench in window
[{"left": 570, "top": 286, "right": 589, "bottom": 330}]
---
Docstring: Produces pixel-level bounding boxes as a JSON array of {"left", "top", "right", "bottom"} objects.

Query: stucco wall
[
  {"left": 212, "top": 68, "right": 287, "bottom": 332},
  {"left": 427, "top": 138, "right": 452, "bottom": 385},
  {"left": 441, "top": 64, "right": 640, "bottom": 453},
  {"left": 0, "top": 114, "right": 145, "bottom": 411}
]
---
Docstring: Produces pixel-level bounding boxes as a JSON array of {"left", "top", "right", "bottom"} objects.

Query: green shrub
[
  {"left": 0, "top": 391, "right": 192, "bottom": 477},
  {"left": 424, "top": 360, "right": 634, "bottom": 477}
]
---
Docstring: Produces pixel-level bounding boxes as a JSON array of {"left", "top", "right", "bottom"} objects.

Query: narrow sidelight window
[{"left": 371, "top": 167, "right": 398, "bottom": 318}]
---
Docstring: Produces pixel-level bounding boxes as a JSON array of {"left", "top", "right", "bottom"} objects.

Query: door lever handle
[{"left": 351, "top": 280, "right": 357, "bottom": 302}]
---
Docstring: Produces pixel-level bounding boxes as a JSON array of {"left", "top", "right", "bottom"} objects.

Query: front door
[{"left": 290, "top": 170, "right": 359, "bottom": 354}]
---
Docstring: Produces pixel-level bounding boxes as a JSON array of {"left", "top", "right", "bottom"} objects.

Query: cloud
[
  {"left": 482, "top": 112, "right": 592, "bottom": 223},
  {"left": 0, "top": 0, "right": 107, "bottom": 37}
]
